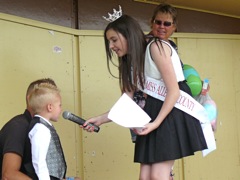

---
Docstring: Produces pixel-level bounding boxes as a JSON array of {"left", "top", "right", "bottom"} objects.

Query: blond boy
[{"left": 28, "top": 83, "right": 66, "bottom": 180}]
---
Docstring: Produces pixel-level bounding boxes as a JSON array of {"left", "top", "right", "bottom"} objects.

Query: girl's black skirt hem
[{"left": 134, "top": 81, "right": 208, "bottom": 164}]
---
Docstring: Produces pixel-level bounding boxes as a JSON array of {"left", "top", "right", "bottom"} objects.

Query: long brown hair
[{"left": 104, "top": 15, "right": 146, "bottom": 92}]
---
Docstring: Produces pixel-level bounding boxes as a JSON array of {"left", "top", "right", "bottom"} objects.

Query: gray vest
[{"left": 39, "top": 118, "right": 67, "bottom": 179}]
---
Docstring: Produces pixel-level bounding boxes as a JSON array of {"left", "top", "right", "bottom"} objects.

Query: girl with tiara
[{"left": 83, "top": 6, "right": 208, "bottom": 180}]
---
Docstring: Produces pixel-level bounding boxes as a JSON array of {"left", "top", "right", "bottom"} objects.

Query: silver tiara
[{"left": 103, "top": 5, "right": 122, "bottom": 22}]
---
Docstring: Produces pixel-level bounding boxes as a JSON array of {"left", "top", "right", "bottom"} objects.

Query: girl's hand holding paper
[{"left": 108, "top": 93, "right": 151, "bottom": 131}]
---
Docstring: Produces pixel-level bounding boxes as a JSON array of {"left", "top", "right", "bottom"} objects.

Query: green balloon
[{"left": 186, "top": 75, "right": 202, "bottom": 96}]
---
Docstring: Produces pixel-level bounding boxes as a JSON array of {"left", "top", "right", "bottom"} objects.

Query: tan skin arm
[
  {"left": 82, "top": 111, "right": 111, "bottom": 132},
  {"left": 62, "top": 177, "right": 81, "bottom": 180},
  {"left": 2, "top": 153, "right": 32, "bottom": 180},
  {"left": 137, "top": 41, "right": 180, "bottom": 135}
]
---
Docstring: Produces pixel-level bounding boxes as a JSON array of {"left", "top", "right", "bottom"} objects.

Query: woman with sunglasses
[{"left": 147, "top": 3, "right": 179, "bottom": 52}]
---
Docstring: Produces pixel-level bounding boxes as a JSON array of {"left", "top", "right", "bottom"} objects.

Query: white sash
[{"left": 138, "top": 76, "right": 216, "bottom": 156}]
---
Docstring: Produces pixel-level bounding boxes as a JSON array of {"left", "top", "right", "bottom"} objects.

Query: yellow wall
[
  {"left": 176, "top": 35, "right": 240, "bottom": 179},
  {"left": 1, "top": 13, "right": 240, "bottom": 180}
]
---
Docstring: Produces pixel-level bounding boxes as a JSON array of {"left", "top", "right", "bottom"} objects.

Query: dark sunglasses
[{"left": 153, "top": 19, "right": 173, "bottom": 27}]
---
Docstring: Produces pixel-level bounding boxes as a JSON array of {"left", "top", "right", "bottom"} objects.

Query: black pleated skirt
[{"left": 134, "top": 81, "right": 208, "bottom": 164}]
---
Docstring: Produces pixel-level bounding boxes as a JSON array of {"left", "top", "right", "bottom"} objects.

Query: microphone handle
[
  {"left": 86, "top": 123, "right": 100, "bottom": 133},
  {"left": 71, "top": 115, "right": 100, "bottom": 133}
]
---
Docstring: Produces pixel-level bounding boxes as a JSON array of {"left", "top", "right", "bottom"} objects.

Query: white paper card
[{"left": 108, "top": 93, "right": 151, "bottom": 129}]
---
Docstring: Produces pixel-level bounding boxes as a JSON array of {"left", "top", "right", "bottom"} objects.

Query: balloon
[
  {"left": 203, "top": 100, "right": 217, "bottom": 122},
  {"left": 183, "top": 64, "right": 200, "bottom": 79},
  {"left": 203, "top": 99, "right": 218, "bottom": 131},
  {"left": 186, "top": 75, "right": 202, "bottom": 97}
]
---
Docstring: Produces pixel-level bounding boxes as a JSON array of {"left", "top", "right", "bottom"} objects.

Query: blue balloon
[
  {"left": 183, "top": 64, "right": 200, "bottom": 79},
  {"left": 203, "top": 100, "right": 217, "bottom": 122}
]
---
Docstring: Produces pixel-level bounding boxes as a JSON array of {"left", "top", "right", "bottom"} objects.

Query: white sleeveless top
[{"left": 145, "top": 39, "right": 185, "bottom": 82}]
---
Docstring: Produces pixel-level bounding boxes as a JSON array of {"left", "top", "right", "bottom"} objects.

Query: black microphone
[{"left": 62, "top": 111, "right": 100, "bottom": 133}]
